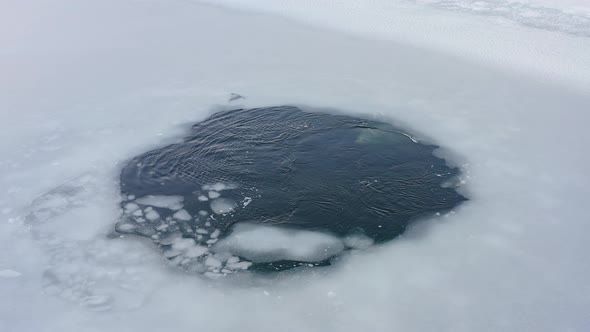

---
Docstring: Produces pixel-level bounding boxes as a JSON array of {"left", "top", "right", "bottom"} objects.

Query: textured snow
[
  {"left": 1, "top": 0, "right": 589, "bottom": 331},
  {"left": 213, "top": 223, "right": 345, "bottom": 263}
]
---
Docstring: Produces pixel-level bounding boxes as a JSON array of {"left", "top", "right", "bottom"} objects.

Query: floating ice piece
[
  {"left": 173, "top": 209, "right": 192, "bottom": 221},
  {"left": 344, "top": 233, "right": 375, "bottom": 250},
  {"left": 132, "top": 209, "right": 143, "bottom": 217},
  {"left": 213, "top": 223, "right": 345, "bottom": 263},
  {"left": 196, "top": 228, "right": 208, "bottom": 235},
  {"left": 197, "top": 195, "right": 209, "bottom": 202},
  {"left": 210, "top": 229, "right": 220, "bottom": 238},
  {"left": 210, "top": 198, "right": 237, "bottom": 214},
  {"left": 226, "top": 261, "right": 252, "bottom": 270},
  {"left": 116, "top": 222, "right": 137, "bottom": 232},
  {"left": 185, "top": 246, "right": 208, "bottom": 258},
  {"left": 124, "top": 203, "right": 139, "bottom": 213},
  {"left": 135, "top": 195, "right": 184, "bottom": 210},
  {"left": 208, "top": 191, "right": 221, "bottom": 199},
  {"left": 145, "top": 210, "right": 160, "bottom": 221},
  {"left": 205, "top": 256, "right": 222, "bottom": 268},
  {"left": 158, "top": 232, "right": 183, "bottom": 245},
  {"left": 226, "top": 256, "right": 240, "bottom": 264},
  {"left": 171, "top": 238, "right": 196, "bottom": 251},
  {"left": 202, "top": 183, "right": 239, "bottom": 192},
  {"left": 242, "top": 197, "right": 252, "bottom": 207},
  {"left": 198, "top": 210, "right": 209, "bottom": 217}
]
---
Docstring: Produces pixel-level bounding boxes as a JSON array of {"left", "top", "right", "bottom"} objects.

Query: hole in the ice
[{"left": 116, "top": 106, "right": 466, "bottom": 276}]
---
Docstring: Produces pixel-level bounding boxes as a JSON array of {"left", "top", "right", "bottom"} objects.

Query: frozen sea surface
[{"left": 1, "top": 0, "right": 589, "bottom": 331}]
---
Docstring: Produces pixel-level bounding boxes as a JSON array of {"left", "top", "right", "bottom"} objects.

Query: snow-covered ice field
[{"left": 1, "top": 0, "right": 589, "bottom": 331}]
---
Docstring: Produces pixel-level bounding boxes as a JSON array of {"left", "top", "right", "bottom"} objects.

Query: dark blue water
[{"left": 117, "top": 106, "right": 466, "bottom": 272}]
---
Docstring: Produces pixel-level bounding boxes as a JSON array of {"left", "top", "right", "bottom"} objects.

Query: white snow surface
[
  {"left": 213, "top": 223, "right": 346, "bottom": 263},
  {"left": 0, "top": 0, "right": 589, "bottom": 331}
]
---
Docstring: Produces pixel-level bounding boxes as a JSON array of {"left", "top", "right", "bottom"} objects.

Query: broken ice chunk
[
  {"left": 205, "top": 256, "right": 222, "bottom": 268},
  {"left": 135, "top": 195, "right": 184, "bottom": 209},
  {"left": 145, "top": 210, "right": 160, "bottom": 221},
  {"left": 210, "top": 198, "right": 237, "bottom": 214},
  {"left": 173, "top": 209, "right": 192, "bottom": 221},
  {"left": 208, "top": 191, "right": 221, "bottom": 199}
]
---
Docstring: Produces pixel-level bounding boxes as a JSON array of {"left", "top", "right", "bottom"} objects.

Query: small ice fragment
[
  {"left": 226, "top": 261, "right": 252, "bottom": 270},
  {"left": 213, "top": 223, "right": 344, "bottom": 263},
  {"left": 145, "top": 210, "right": 160, "bottom": 221},
  {"left": 116, "top": 223, "right": 137, "bottom": 232},
  {"left": 156, "top": 224, "right": 169, "bottom": 231},
  {"left": 210, "top": 229, "right": 220, "bottom": 238},
  {"left": 210, "top": 198, "right": 237, "bottom": 214},
  {"left": 158, "top": 232, "right": 183, "bottom": 245},
  {"left": 211, "top": 183, "right": 226, "bottom": 191},
  {"left": 196, "top": 228, "right": 209, "bottom": 235},
  {"left": 173, "top": 209, "right": 192, "bottom": 221},
  {"left": 206, "top": 239, "right": 218, "bottom": 244},
  {"left": 124, "top": 203, "right": 139, "bottom": 213},
  {"left": 172, "top": 238, "right": 196, "bottom": 251},
  {"left": 344, "top": 233, "right": 374, "bottom": 250},
  {"left": 242, "top": 197, "right": 252, "bottom": 207},
  {"left": 185, "top": 246, "right": 208, "bottom": 258},
  {"left": 226, "top": 256, "right": 240, "bottom": 264},
  {"left": 198, "top": 195, "right": 209, "bottom": 202},
  {"left": 205, "top": 256, "right": 222, "bottom": 268},
  {"left": 208, "top": 191, "right": 221, "bottom": 199},
  {"left": 205, "top": 221, "right": 211, "bottom": 227},
  {"left": 135, "top": 195, "right": 184, "bottom": 209},
  {"left": 132, "top": 209, "right": 143, "bottom": 217},
  {"left": 127, "top": 195, "right": 136, "bottom": 200},
  {"left": 0, "top": 269, "right": 22, "bottom": 278},
  {"left": 198, "top": 210, "right": 209, "bottom": 217}
]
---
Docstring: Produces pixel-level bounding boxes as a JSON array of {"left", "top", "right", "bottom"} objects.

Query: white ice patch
[
  {"left": 205, "top": 256, "right": 222, "bottom": 268},
  {"left": 213, "top": 223, "right": 345, "bottom": 263},
  {"left": 135, "top": 195, "right": 184, "bottom": 210},
  {"left": 202, "top": 183, "right": 239, "bottom": 192},
  {"left": 197, "top": 195, "right": 209, "bottom": 202},
  {"left": 344, "top": 233, "right": 375, "bottom": 250},
  {"left": 210, "top": 198, "right": 237, "bottom": 215},
  {"left": 207, "top": 191, "right": 221, "bottom": 199},
  {"left": 242, "top": 197, "right": 253, "bottom": 207},
  {"left": 144, "top": 210, "right": 160, "bottom": 222},
  {"left": 124, "top": 203, "right": 139, "bottom": 213},
  {"left": 172, "top": 209, "right": 192, "bottom": 221}
]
